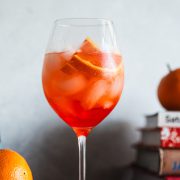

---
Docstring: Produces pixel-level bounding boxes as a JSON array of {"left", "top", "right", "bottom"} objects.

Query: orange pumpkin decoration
[{"left": 158, "top": 65, "right": 180, "bottom": 111}]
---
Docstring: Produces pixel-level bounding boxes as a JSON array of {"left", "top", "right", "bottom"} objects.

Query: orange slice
[
  {"left": 62, "top": 37, "right": 123, "bottom": 77},
  {"left": 78, "top": 37, "right": 99, "bottom": 53},
  {"left": 69, "top": 54, "right": 122, "bottom": 77},
  {"left": 59, "top": 38, "right": 99, "bottom": 74},
  {"left": 77, "top": 37, "right": 103, "bottom": 66}
]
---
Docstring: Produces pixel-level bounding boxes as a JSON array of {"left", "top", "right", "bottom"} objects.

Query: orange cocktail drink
[{"left": 42, "top": 38, "right": 124, "bottom": 136}]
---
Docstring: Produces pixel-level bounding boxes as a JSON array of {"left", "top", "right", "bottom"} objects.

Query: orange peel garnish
[
  {"left": 78, "top": 37, "right": 99, "bottom": 53},
  {"left": 69, "top": 54, "right": 123, "bottom": 77}
]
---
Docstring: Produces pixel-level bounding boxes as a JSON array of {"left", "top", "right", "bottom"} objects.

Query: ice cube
[
  {"left": 81, "top": 79, "right": 108, "bottom": 110},
  {"left": 103, "top": 55, "right": 117, "bottom": 69},
  {"left": 96, "top": 94, "right": 114, "bottom": 109},
  {"left": 103, "top": 100, "right": 114, "bottom": 109},
  {"left": 96, "top": 75, "right": 124, "bottom": 109},
  {"left": 109, "top": 75, "right": 124, "bottom": 98},
  {"left": 61, "top": 51, "right": 74, "bottom": 61},
  {"left": 61, "top": 63, "right": 77, "bottom": 75},
  {"left": 47, "top": 51, "right": 74, "bottom": 72},
  {"left": 53, "top": 74, "right": 87, "bottom": 96},
  {"left": 44, "top": 53, "right": 67, "bottom": 71}
]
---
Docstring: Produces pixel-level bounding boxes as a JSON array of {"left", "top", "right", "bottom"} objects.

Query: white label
[{"left": 158, "top": 112, "right": 180, "bottom": 127}]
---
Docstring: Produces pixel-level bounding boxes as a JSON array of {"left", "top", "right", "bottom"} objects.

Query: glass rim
[{"left": 54, "top": 18, "right": 113, "bottom": 27}]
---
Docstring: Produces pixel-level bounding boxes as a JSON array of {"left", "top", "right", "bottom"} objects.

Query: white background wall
[{"left": 0, "top": 0, "right": 180, "bottom": 179}]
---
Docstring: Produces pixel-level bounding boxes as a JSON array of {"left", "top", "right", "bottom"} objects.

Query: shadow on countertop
[{"left": 26, "top": 120, "right": 135, "bottom": 180}]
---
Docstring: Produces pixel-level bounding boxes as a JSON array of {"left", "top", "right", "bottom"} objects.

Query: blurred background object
[
  {"left": 158, "top": 66, "right": 180, "bottom": 111},
  {"left": 0, "top": 0, "right": 180, "bottom": 179}
]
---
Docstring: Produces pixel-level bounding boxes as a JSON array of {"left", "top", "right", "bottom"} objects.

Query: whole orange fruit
[
  {"left": 158, "top": 67, "right": 180, "bottom": 110},
  {"left": 0, "top": 149, "right": 33, "bottom": 180}
]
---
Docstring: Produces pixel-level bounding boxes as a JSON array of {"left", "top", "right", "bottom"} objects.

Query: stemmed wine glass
[{"left": 42, "top": 18, "right": 124, "bottom": 180}]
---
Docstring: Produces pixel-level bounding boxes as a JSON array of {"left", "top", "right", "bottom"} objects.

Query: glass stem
[{"left": 78, "top": 136, "right": 86, "bottom": 180}]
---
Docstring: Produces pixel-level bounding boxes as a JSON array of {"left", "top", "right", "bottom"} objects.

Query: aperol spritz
[
  {"left": 42, "top": 18, "right": 124, "bottom": 180},
  {"left": 42, "top": 37, "right": 123, "bottom": 136}
]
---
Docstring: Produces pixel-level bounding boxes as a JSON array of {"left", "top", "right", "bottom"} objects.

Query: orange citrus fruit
[
  {"left": 59, "top": 37, "right": 123, "bottom": 77},
  {"left": 70, "top": 54, "right": 121, "bottom": 77},
  {"left": 78, "top": 37, "right": 99, "bottom": 54},
  {"left": 70, "top": 37, "right": 123, "bottom": 77},
  {"left": 0, "top": 149, "right": 33, "bottom": 180}
]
